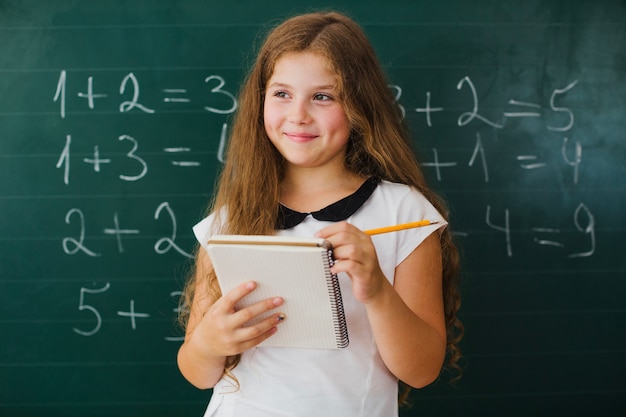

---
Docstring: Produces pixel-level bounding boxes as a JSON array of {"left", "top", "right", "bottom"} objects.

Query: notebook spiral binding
[{"left": 325, "top": 248, "right": 349, "bottom": 348}]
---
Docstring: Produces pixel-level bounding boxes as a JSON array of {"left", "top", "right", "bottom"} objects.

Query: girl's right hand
[{"left": 194, "top": 281, "right": 285, "bottom": 357}]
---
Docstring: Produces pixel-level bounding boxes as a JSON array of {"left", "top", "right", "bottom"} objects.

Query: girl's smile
[{"left": 284, "top": 131, "right": 318, "bottom": 143}]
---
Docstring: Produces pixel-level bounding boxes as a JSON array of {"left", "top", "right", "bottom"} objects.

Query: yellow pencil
[{"left": 364, "top": 220, "right": 438, "bottom": 236}]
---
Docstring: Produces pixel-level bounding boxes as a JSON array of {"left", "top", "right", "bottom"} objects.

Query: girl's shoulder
[
  {"left": 376, "top": 179, "right": 426, "bottom": 200},
  {"left": 377, "top": 179, "right": 412, "bottom": 191},
  {"left": 371, "top": 180, "right": 445, "bottom": 223}
]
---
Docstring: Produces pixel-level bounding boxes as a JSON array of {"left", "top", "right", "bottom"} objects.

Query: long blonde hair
[{"left": 180, "top": 10, "right": 463, "bottom": 398}]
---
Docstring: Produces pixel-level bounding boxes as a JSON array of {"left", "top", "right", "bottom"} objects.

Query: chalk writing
[
  {"left": 569, "top": 203, "right": 596, "bottom": 258},
  {"left": 162, "top": 88, "right": 190, "bottom": 103},
  {"left": 421, "top": 148, "right": 458, "bottom": 181},
  {"left": 53, "top": 72, "right": 582, "bottom": 189},
  {"left": 53, "top": 71, "right": 593, "bottom": 263},
  {"left": 72, "top": 282, "right": 111, "bottom": 336},
  {"left": 389, "top": 84, "right": 406, "bottom": 118},
  {"left": 117, "top": 300, "right": 151, "bottom": 330},
  {"left": 63, "top": 208, "right": 101, "bottom": 257},
  {"left": 164, "top": 147, "right": 201, "bottom": 167},
  {"left": 154, "top": 202, "right": 193, "bottom": 259},
  {"left": 83, "top": 145, "right": 111, "bottom": 172},
  {"left": 217, "top": 122, "right": 228, "bottom": 163},
  {"left": 468, "top": 133, "right": 489, "bottom": 183},
  {"left": 55, "top": 134, "right": 71, "bottom": 185},
  {"left": 483, "top": 203, "right": 597, "bottom": 258},
  {"left": 62, "top": 202, "right": 192, "bottom": 258},
  {"left": 486, "top": 205, "right": 512, "bottom": 257},
  {"left": 517, "top": 154, "right": 547, "bottom": 170},
  {"left": 72, "top": 282, "right": 183, "bottom": 341},
  {"left": 164, "top": 291, "right": 185, "bottom": 342},
  {"left": 118, "top": 135, "right": 148, "bottom": 181},
  {"left": 410, "top": 76, "right": 579, "bottom": 133},
  {"left": 77, "top": 76, "right": 108, "bottom": 109},
  {"left": 53, "top": 70, "right": 238, "bottom": 117},
  {"left": 456, "top": 76, "right": 504, "bottom": 129},
  {"left": 53, "top": 70, "right": 67, "bottom": 119},
  {"left": 399, "top": 76, "right": 583, "bottom": 186},
  {"left": 415, "top": 91, "right": 443, "bottom": 127},
  {"left": 55, "top": 134, "right": 151, "bottom": 184},
  {"left": 562, "top": 137, "right": 582, "bottom": 185},
  {"left": 46, "top": 68, "right": 603, "bottom": 351},
  {"left": 119, "top": 72, "right": 155, "bottom": 113},
  {"left": 204, "top": 75, "right": 238, "bottom": 114},
  {"left": 103, "top": 213, "right": 141, "bottom": 253},
  {"left": 547, "top": 80, "right": 578, "bottom": 132},
  {"left": 503, "top": 99, "right": 541, "bottom": 118}
]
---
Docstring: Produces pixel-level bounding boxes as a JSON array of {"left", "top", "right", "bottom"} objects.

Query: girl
[{"left": 177, "top": 11, "right": 462, "bottom": 417}]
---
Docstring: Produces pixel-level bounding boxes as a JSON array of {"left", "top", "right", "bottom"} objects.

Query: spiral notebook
[{"left": 206, "top": 235, "right": 349, "bottom": 349}]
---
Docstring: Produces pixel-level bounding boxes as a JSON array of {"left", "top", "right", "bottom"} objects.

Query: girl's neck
[{"left": 279, "top": 166, "right": 365, "bottom": 213}]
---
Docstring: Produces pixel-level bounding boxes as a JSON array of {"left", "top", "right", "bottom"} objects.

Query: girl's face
[{"left": 264, "top": 52, "right": 351, "bottom": 172}]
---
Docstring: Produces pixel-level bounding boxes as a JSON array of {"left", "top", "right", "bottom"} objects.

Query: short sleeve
[
  {"left": 393, "top": 187, "right": 448, "bottom": 267},
  {"left": 192, "top": 212, "right": 217, "bottom": 252}
]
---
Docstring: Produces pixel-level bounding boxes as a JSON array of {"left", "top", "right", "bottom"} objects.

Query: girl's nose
[{"left": 287, "top": 99, "right": 311, "bottom": 124}]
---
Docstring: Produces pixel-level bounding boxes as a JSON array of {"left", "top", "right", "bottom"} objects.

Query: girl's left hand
[{"left": 315, "top": 221, "right": 387, "bottom": 304}]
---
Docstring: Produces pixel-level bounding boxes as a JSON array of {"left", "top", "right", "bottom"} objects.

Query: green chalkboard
[{"left": 1, "top": 0, "right": 625, "bottom": 416}]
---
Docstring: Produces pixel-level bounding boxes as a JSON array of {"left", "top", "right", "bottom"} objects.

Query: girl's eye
[
  {"left": 313, "top": 93, "right": 332, "bottom": 101},
  {"left": 273, "top": 91, "right": 289, "bottom": 99}
]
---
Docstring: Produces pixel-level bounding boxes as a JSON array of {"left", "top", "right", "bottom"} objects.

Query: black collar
[{"left": 276, "top": 177, "right": 380, "bottom": 230}]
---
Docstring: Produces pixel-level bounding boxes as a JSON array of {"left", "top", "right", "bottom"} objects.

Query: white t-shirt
[{"left": 192, "top": 180, "right": 447, "bottom": 417}]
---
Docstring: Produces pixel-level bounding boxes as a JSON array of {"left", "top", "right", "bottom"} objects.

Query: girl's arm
[
  {"left": 176, "top": 254, "right": 226, "bottom": 389},
  {"left": 177, "top": 248, "right": 285, "bottom": 389},
  {"left": 316, "top": 222, "right": 447, "bottom": 388}
]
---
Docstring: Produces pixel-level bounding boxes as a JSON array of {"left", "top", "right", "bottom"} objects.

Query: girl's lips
[{"left": 284, "top": 132, "right": 318, "bottom": 142}]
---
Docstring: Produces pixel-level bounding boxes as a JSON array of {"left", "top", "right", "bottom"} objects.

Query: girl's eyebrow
[{"left": 267, "top": 81, "right": 337, "bottom": 91}]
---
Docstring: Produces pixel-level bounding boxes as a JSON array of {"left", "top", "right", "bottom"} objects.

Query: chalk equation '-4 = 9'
[{"left": 484, "top": 202, "right": 595, "bottom": 258}]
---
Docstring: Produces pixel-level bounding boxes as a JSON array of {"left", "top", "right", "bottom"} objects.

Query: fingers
[
  {"left": 316, "top": 222, "right": 373, "bottom": 264},
  {"left": 218, "top": 280, "right": 258, "bottom": 312},
  {"left": 231, "top": 294, "right": 284, "bottom": 329},
  {"left": 315, "top": 221, "right": 358, "bottom": 240},
  {"left": 208, "top": 281, "right": 286, "bottom": 354},
  {"left": 234, "top": 311, "right": 286, "bottom": 351},
  {"left": 316, "top": 222, "right": 386, "bottom": 303},
  {"left": 218, "top": 281, "right": 285, "bottom": 324}
]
